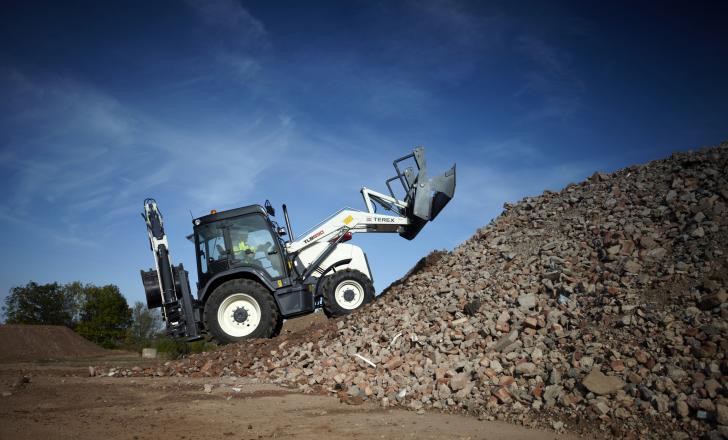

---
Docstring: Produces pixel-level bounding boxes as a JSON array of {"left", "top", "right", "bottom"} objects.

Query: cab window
[
  {"left": 227, "top": 214, "right": 285, "bottom": 279},
  {"left": 196, "top": 224, "right": 226, "bottom": 273}
]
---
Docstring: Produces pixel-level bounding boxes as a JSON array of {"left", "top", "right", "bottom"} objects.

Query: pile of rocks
[{"left": 107, "top": 143, "right": 728, "bottom": 438}]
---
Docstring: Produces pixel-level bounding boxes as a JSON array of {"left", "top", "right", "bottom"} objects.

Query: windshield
[{"left": 228, "top": 214, "right": 284, "bottom": 278}]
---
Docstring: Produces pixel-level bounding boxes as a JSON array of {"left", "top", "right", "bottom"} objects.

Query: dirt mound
[
  {"left": 0, "top": 325, "right": 109, "bottom": 362},
  {"left": 108, "top": 142, "right": 728, "bottom": 439}
]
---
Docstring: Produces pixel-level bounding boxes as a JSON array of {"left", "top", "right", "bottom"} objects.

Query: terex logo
[
  {"left": 304, "top": 229, "right": 325, "bottom": 244},
  {"left": 373, "top": 217, "right": 396, "bottom": 223}
]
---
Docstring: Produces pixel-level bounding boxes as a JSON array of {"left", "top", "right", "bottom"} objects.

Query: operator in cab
[{"left": 233, "top": 229, "right": 256, "bottom": 260}]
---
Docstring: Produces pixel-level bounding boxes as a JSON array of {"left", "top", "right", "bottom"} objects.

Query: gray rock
[
  {"left": 667, "top": 367, "right": 687, "bottom": 382},
  {"left": 543, "top": 385, "right": 563, "bottom": 404},
  {"left": 515, "top": 362, "right": 537, "bottom": 376},
  {"left": 450, "top": 373, "right": 469, "bottom": 391},
  {"left": 493, "top": 331, "right": 519, "bottom": 351},
  {"left": 517, "top": 294, "right": 537, "bottom": 310}
]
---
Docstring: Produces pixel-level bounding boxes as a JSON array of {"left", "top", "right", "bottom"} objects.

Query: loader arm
[{"left": 286, "top": 146, "right": 456, "bottom": 255}]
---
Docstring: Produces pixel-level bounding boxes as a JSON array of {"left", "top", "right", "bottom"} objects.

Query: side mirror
[{"left": 264, "top": 200, "right": 275, "bottom": 216}]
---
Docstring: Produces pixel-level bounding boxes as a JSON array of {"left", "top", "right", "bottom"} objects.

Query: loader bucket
[{"left": 387, "top": 147, "right": 456, "bottom": 240}]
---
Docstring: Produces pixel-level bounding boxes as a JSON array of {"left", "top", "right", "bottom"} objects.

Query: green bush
[{"left": 153, "top": 336, "right": 217, "bottom": 359}]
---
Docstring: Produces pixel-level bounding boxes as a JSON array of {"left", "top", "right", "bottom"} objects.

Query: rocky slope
[{"left": 107, "top": 142, "right": 728, "bottom": 439}]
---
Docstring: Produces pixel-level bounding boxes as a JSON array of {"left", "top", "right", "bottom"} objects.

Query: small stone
[
  {"left": 676, "top": 400, "right": 689, "bottom": 417},
  {"left": 544, "top": 385, "right": 562, "bottom": 403},
  {"left": 517, "top": 294, "right": 537, "bottom": 310},
  {"left": 647, "top": 247, "right": 667, "bottom": 260},
  {"left": 593, "top": 401, "right": 611, "bottom": 415},
  {"left": 653, "top": 394, "right": 670, "bottom": 413},
  {"left": 549, "top": 369, "right": 561, "bottom": 385},
  {"left": 497, "top": 310, "right": 510, "bottom": 323},
  {"left": 499, "top": 376, "right": 515, "bottom": 386},
  {"left": 494, "top": 387, "right": 511, "bottom": 403},
  {"left": 203, "top": 384, "right": 213, "bottom": 393},
  {"left": 451, "top": 317, "right": 468, "bottom": 326},
  {"left": 610, "top": 360, "right": 625, "bottom": 372},
  {"left": 667, "top": 367, "right": 687, "bottom": 382},
  {"left": 1, "top": 392, "right": 11, "bottom": 397},
  {"left": 495, "top": 321, "right": 510, "bottom": 332},
  {"left": 493, "top": 331, "right": 519, "bottom": 351},
  {"left": 450, "top": 373, "right": 469, "bottom": 391},
  {"left": 385, "top": 357, "right": 403, "bottom": 370},
  {"left": 515, "top": 362, "right": 537, "bottom": 376},
  {"left": 624, "top": 260, "right": 642, "bottom": 274},
  {"left": 705, "top": 379, "right": 722, "bottom": 397},
  {"left": 582, "top": 368, "right": 625, "bottom": 395},
  {"left": 88, "top": 366, "right": 96, "bottom": 377},
  {"left": 627, "top": 372, "right": 642, "bottom": 384},
  {"left": 551, "top": 421, "right": 564, "bottom": 431},
  {"left": 716, "top": 404, "right": 728, "bottom": 426}
]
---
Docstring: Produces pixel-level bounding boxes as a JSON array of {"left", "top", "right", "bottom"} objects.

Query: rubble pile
[{"left": 109, "top": 143, "right": 728, "bottom": 438}]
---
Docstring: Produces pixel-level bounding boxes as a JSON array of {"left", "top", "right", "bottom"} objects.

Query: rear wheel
[
  {"left": 204, "top": 279, "right": 279, "bottom": 344},
  {"left": 322, "top": 269, "right": 375, "bottom": 317}
]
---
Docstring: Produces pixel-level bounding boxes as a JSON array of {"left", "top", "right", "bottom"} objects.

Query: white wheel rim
[
  {"left": 217, "top": 293, "right": 261, "bottom": 338},
  {"left": 334, "top": 280, "right": 365, "bottom": 310}
]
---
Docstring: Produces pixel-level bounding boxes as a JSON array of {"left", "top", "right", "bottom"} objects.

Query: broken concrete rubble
[{"left": 103, "top": 143, "right": 728, "bottom": 439}]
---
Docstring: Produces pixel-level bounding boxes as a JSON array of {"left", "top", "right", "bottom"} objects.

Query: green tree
[
  {"left": 3, "top": 282, "right": 78, "bottom": 326},
  {"left": 75, "top": 285, "right": 131, "bottom": 348},
  {"left": 126, "top": 301, "right": 162, "bottom": 351}
]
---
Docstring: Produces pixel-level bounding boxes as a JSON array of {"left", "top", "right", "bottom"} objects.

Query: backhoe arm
[{"left": 140, "top": 199, "right": 202, "bottom": 340}]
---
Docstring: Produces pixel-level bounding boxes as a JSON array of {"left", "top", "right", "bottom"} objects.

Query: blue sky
[{"left": 1, "top": 0, "right": 727, "bottom": 311}]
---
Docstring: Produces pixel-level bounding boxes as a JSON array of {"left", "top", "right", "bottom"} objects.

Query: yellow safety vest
[{"left": 234, "top": 241, "right": 256, "bottom": 254}]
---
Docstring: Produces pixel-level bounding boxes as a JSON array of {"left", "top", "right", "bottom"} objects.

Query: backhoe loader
[{"left": 140, "top": 147, "right": 455, "bottom": 343}]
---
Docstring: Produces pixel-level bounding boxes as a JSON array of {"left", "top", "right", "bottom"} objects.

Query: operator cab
[{"left": 192, "top": 205, "right": 287, "bottom": 292}]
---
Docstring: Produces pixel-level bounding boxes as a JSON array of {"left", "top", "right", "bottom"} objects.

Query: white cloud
[{"left": 0, "top": 70, "right": 294, "bottom": 246}]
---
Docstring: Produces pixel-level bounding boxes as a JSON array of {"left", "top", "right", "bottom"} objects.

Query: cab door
[
  {"left": 195, "top": 222, "right": 229, "bottom": 289},
  {"left": 227, "top": 214, "right": 287, "bottom": 282}
]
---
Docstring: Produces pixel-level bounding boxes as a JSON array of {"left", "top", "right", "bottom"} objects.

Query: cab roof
[{"left": 194, "top": 204, "right": 268, "bottom": 226}]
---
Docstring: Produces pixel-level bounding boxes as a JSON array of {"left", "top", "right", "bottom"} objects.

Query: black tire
[
  {"left": 322, "top": 269, "right": 375, "bottom": 317},
  {"left": 204, "top": 279, "right": 280, "bottom": 344}
]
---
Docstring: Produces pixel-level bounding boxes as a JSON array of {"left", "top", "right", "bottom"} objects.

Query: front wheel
[
  {"left": 322, "top": 269, "right": 375, "bottom": 317},
  {"left": 204, "top": 279, "right": 279, "bottom": 344}
]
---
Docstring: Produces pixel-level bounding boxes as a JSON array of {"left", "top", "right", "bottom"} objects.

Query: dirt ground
[{"left": 0, "top": 355, "right": 578, "bottom": 440}]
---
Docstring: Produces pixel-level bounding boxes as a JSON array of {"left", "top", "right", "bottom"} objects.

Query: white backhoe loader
[{"left": 140, "top": 147, "right": 455, "bottom": 343}]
